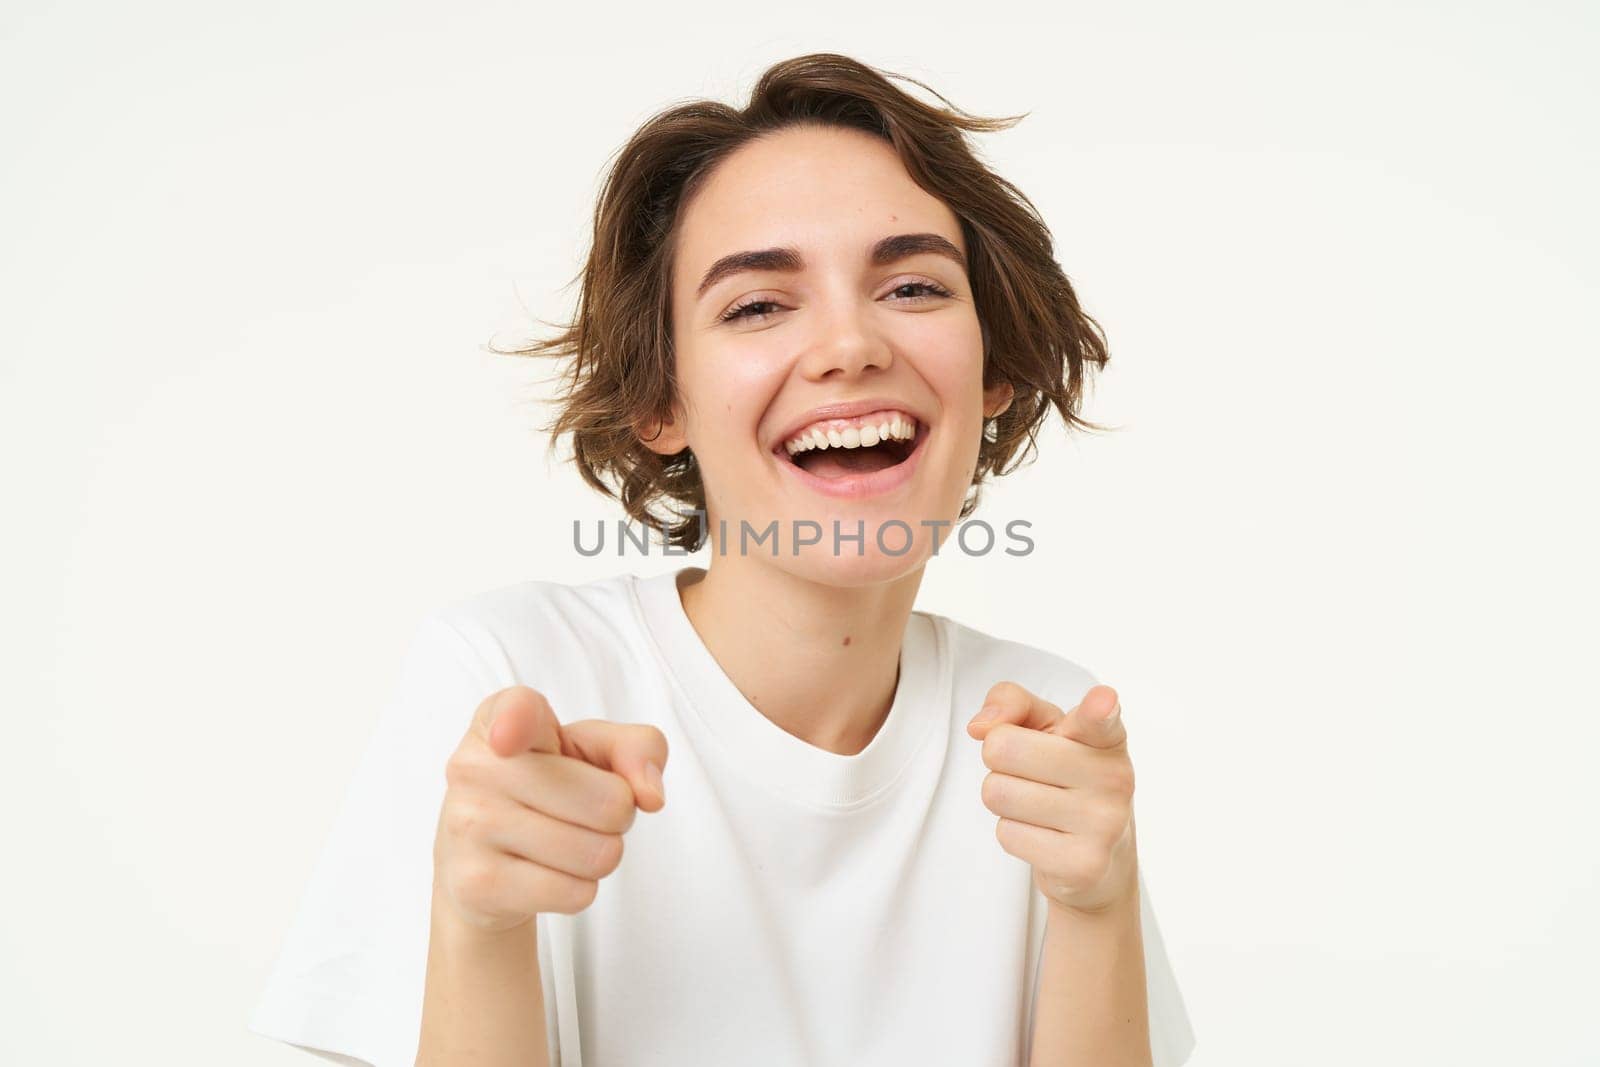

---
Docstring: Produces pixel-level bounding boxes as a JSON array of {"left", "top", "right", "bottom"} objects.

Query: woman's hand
[
  {"left": 433, "top": 685, "right": 669, "bottom": 932},
  {"left": 966, "top": 682, "right": 1137, "bottom": 914}
]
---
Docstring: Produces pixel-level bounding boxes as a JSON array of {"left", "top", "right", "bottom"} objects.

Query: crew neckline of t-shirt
[{"left": 629, "top": 565, "right": 945, "bottom": 811}]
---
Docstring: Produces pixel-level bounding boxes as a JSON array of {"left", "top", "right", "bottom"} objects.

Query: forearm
[
  {"left": 1028, "top": 870, "right": 1152, "bottom": 1067},
  {"left": 416, "top": 879, "right": 550, "bottom": 1067}
]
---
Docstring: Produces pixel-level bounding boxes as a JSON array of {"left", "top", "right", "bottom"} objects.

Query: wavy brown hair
[{"left": 490, "top": 53, "right": 1114, "bottom": 550}]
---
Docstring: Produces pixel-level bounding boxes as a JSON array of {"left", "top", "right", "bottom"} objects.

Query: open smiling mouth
[{"left": 773, "top": 411, "right": 926, "bottom": 484}]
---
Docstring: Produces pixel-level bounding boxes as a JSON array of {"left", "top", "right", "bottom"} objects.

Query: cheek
[
  {"left": 679, "top": 351, "right": 782, "bottom": 459},
  {"left": 720, "top": 355, "right": 784, "bottom": 414},
  {"left": 921, "top": 346, "right": 987, "bottom": 433},
  {"left": 918, "top": 343, "right": 988, "bottom": 491},
  {"left": 908, "top": 308, "right": 983, "bottom": 391}
]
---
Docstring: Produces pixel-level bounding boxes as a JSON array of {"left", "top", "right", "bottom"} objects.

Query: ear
[
  {"left": 982, "top": 380, "right": 1014, "bottom": 420},
  {"left": 637, "top": 404, "right": 689, "bottom": 456}
]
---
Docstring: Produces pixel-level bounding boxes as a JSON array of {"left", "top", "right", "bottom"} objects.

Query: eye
[
  {"left": 886, "top": 279, "right": 955, "bottom": 303},
  {"left": 719, "top": 296, "right": 784, "bottom": 324},
  {"left": 717, "top": 278, "right": 955, "bottom": 325}
]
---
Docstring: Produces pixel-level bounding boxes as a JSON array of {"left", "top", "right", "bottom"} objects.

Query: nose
[{"left": 796, "top": 299, "right": 893, "bottom": 381}]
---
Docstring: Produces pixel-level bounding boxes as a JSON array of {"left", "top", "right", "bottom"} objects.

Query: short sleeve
[
  {"left": 1030, "top": 663, "right": 1199, "bottom": 1067},
  {"left": 1024, "top": 865, "right": 1198, "bottom": 1067},
  {"left": 247, "top": 611, "right": 559, "bottom": 1067},
  {"left": 1138, "top": 869, "right": 1198, "bottom": 1067}
]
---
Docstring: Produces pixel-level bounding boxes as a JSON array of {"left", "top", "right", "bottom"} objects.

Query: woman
[{"left": 249, "top": 53, "right": 1197, "bottom": 1067}]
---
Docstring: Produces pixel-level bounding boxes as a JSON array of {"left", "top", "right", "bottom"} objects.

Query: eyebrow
[{"left": 694, "top": 232, "right": 967, "bottom": 300}]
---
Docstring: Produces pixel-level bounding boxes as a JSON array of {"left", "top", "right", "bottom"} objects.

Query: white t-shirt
[{"left": 249, "top": 566, "right": 1197, "bottom": 1066}]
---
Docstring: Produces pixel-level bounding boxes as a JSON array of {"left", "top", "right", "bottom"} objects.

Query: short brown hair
[{"left": 492, "top": 53, "right": 1113, "bottom": 550}]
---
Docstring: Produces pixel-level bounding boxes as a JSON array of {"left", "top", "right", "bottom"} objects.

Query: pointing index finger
[
  {"left": 967, "top": 680, "right": 1063, "bottom": 738},
  {"left": 481, "top": 687, "right": 564, "bottom": 757}
]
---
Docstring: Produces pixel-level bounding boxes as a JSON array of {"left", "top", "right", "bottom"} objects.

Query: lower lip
[{"left": 773, "top": 423, "right": 929, "bottom": 500}]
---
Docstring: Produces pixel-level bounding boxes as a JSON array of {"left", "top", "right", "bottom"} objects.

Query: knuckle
[
  {"left": 559, "top": 877, "right": 599, "bottom": 914},
  {"left": 603, "top": 782, "right": 637, "bottom": 830},
  {"left": 980, "top": 731, "right": 1009, "bottom": 769},
  {"left": 455, "top": 858, "right": 501, "bottom": 906},
  {"left": 980, "top": 772, "right": 1005, "bottom": 810},
  {"left": 444, "top": 747, "right": 479, "bottom": 787},
  {"left": 591, "top": 833, "right": 625, "bottom": 877},
  {"left": 986, "top": 680, "right": 1026, "bottom": 706},
  {"left": 646, "top": 725, "right": 670, "bottom": 761},
  {"left": 1106, "top": 762, "right": 1136, "bottom": 798},
  {"left": 444, "top": 796, "right": 473, "bottom": 838},
  {"left": 443, "top": 794, "right": 487, "bottom": 840},
  {"left": 1095, "top": 796, "right": 1130, "bottom": 836},
  {"left": 1074, "top": 843, "right": 1112, "bottom": 884}
]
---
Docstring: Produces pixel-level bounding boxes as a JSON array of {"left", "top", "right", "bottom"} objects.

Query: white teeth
[{"left": 781, "top": 412, "right": 919, "bottom": 456}]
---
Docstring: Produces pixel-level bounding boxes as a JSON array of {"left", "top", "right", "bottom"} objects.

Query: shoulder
[
  {"left": 925, "top": 610, "right": 1101, "bottom": 711},
  {"left": 430, "top": 570, "right": 639, "bottom": 641},
  {"left": 421, "top": 570, "right": 646, "bottom": 687}
]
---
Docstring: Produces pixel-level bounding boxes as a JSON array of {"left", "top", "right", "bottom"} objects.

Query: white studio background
[{"left": 3, "top": 3, "right": 1595, "bottom": 1065}]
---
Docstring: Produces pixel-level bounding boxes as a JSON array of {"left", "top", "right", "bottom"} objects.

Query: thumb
[
  {"left": 475, "top": 686, "right": 564, "bottom": 757},
  {"left": 1051, "top": 684, "right": 1127, "bottom": 750},
  {"left": 559, "top": 720, "right": 671, "bottom": 813}
]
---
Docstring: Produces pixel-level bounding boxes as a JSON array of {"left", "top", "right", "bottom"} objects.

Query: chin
[{"left": 775, "top": 547, "right": 930, "bottom": 589}]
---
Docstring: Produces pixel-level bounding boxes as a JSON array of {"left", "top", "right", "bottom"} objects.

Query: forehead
[{"left": 673, "top": 125, "right": 965, "bottom": 292}]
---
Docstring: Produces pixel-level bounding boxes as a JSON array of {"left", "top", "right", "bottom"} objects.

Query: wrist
[
  {"left": 432, "top": 878, "right": 539, "bottom": 945},
  {"left": 1047, "top": 858, "right": 1139, "bottom": 920}
]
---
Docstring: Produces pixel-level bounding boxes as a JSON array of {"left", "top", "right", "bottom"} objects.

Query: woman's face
[{"left": 650, "top": 124, "right": 1011, "bottom": 586}]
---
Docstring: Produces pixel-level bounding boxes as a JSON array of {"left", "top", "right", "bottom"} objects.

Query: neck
[{"left": 676, "top": 555, "right": 924, "bottom": 756}]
